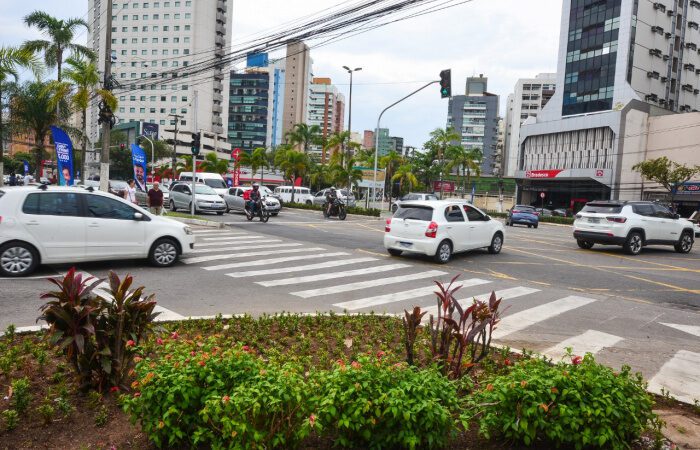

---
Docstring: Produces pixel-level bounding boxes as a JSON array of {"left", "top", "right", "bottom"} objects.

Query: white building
[
  {"left": 307, "top": 77, "right": 345, "bottom": 162},
  {"left": 282, "top": 41, "right": 313, "bottom": 140},
  {"left": 503, "top": 73, "right": 556, "bottom": 176},
  {"left": 87, "top": 0, "right": 232, "bottom": 157}
]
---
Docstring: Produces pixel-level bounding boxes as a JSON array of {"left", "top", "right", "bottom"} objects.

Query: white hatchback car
[
  {"left": 0, "top": 185, "right": 195, "bottom": 277},
  {"left": 384, "top": 200, "right": 505, "bottom": 263}
]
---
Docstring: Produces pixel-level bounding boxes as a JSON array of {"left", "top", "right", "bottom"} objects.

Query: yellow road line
[{"left": 597, "top": 251, "right": 700, "bottom": 273}]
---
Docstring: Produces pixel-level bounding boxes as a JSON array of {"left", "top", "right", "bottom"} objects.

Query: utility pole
[
  {"left": 343, "top": 66, "right": 361, "bottom": 192},
  {"left": 191, "top": 90, "right": 198, "bottom": 216},
  {"left": 99, "top": 0, "right": 114, "bottom": 192},
  {"left": 169, "top": 113, "right": 183, "bottom": 182}
]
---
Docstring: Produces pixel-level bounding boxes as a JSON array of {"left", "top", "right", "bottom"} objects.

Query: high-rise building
[
  {"left": 503, "top": 73, "right": 556, "bottom": 176},
  {"left": 307, "top": 77, "right": 345, "bottom": 161},
  {"left": 228, "top": 70, "right": 270, "bottom": 152},
  {"left": 282, "top": 41, "right": 312, "bottom": 140},
  {"left": 374, "top": 128, "right": 393, "bottom": 157},
  {"left": 268, "top": 58, "right": 286, "bottom": 149},
  {"left": 362, "top": 130, "right": 375, "bottom": 150},
  {"left": 446, "top": 75, "right": 500, "bottom": 175},
  {"left": 390, "top": 136, "right": 404, "bottom": 154},
  {"left": 88, "top": 0, "right": 233, "bottom": 156},
  {"left": 516, "top": 0, "right": 700, "bottom": 207}
]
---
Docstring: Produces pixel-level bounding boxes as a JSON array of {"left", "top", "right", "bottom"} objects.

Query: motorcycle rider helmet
[{"left": 252, "top": 183, "right": 259, "bottom": 189}]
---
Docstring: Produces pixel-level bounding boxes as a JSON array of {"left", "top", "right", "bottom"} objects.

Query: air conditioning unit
[
  {"left": 689, "top": 21, "right": 700, "bottom": 30},
  {"left": 651, "top": 25, "right": 664, "bottom": 34},
  {"left": 653, "top": 2, "right": 666, "bottom": 12},
  {"left": 685, "top": 63, "right": 696, "bottom": 71},
  {"left": 647, "top": 71, "right": 661, "bottom": 79},
  {"left": 694, "top": 89, "right": 699, "bottom": 94},
  {"left": 665, "top": 32, "right": 673, "bottom": 39},
  {"left": 649, "top": 48, "right": 663, "bottom": 56},
  {"left": 663, "top": 54, "right": 671, "bottom": 61},
  {"left": 667, "top": 10, "right": 674, "bottom": 16},
  {"left": 686, "top": 43, "right": 698, "bottom": 50},
  {"left": 682, "top": 83, "right": 694, "bottom": 92},
  {"left": 661, "top": 76, "right": 669, "bottom": 82}
]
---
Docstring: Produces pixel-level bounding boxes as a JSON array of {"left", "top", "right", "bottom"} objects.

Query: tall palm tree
[
  {"left": 198, "top": 152, "right": 229, "bottom": 174},
  {"left": 424, "top": 127, "right": 461, "bottom": 197},
  {"left": 285, "top": 123, "right": 322, "bottom": 154},
  {"left": 8, "top": 80, "right": 59, "bottom": 179},
  {"left": 236, "top": 147, "right": 268, "bottom": 183},
  {"left": 275, "top": 148, "right": 309, "bottom": 203},
  {"left": 446, "top": 146, "right": 482, "bottom": 198},
  {"left": 308, "top": 161, "right": 329, "bottom": 192},
  {"left": 47, "top": 56, "right": 116, "bottom": 183},
  {"left": 176, "top": 155, "right": 194, "bottom": 173},
  {"left": 392, "top": 164, "right": 419, "bottom": 195},
  {"left": 379, "top": 150, "right": 403, "bottom": 198},
  {"left": 22, "top": 11, "right": 94, "bottom": 82},
  {"left": 0, "top": 46, "right": 42, "bottom": 186}
]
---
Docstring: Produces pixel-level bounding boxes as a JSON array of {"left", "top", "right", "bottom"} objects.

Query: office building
[
  {"left": 87, "top": 0, "right": 232, "bottom": 157},
  {"left": 390, "top": 136, "right": 404, "bottom": 154},
  {"left": 517, "top": 0, "right": 700, "bottom": 208},
  {"left": 362, "top": 130, "right": 375, "bottom": 149},
  {"left": 268, "top": 58, "right": 286, "bottom": 148},
  {"left": 307, "top": 77, "right": 345, "bottom": 161},
  {"left": 228, "top": 69, "right": 270, "bottom": 152},
  {"left": 503, "top": 73, "right": 556, "bottom": 176},
  {"left": 446, "top": 75, "right": 500, "bottom": 175},
  {"left": 374, "top": 128, "right": 393, "bottom": 156},
  {"left": 282, "top": 41, "right": 312, "bottom": 140}
]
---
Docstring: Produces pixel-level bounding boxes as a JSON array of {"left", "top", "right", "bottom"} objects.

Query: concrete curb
[
  {"left": 282, "top": 206, "right": 383, "bottom": 221},
  {"left": 170, "top": 217, "right": 225, "bottom": 228}
]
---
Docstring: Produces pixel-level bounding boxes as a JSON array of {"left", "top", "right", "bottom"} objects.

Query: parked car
[
  {"left": 312, "top": 188, "right": 357, "bottom": 208},
  {"left": 108, "top": 180, "right": 148, "bottom": 207},
  {"left": 506, "top": 205, "right": 539, "bottom": 228},
  {"left": 552, "top": 208, "right": 571, "bottom": 217},
  {"left": 223, "top": 186, "right": 281, "bottom": 215},
  {"left": 178, "top": 172, "right": 228, "bottom": 197},
  {"left": 534, "top": 207, "right": 553, "bottom": 217},
  {"left": 573, "top": 201, "right": 695, "bottom": 255},
  {"left": 0, "top": 185, "right": 195, "bottom": 277},
  {"left": 391, "top": 192, "right": 439, "bottom": 213},
  {"left": 274, "top": 186, "right": 313, "bottom": 204},
  {"left": 384, "top": 201, "right": 504, "bottom": 263},
  {"left": 169, "top": 183, "right": 226, "bottom": 214}
]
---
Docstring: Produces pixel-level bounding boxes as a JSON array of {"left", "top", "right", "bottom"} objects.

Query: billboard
[
  {"left": 354, "top": 167, "right": 386, "bottom": 189},
  {"left": 50, "top": 126, "right": 74, "bottom": 186},
  {"left": 130, "top": 143, "right": 147, "bottom": 191},
  {"left": 142, "top": 122, "right": 159, "bottom": 140},
  {"left": 433, "top": 180, "right": 455, "bottom": 192}
]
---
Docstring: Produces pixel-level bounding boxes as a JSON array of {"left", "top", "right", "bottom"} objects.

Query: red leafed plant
[{"left": 427, "top": 275, "right": 504, "bottom": 379}]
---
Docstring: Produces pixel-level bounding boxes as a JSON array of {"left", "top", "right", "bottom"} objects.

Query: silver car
[
  {"left": 312, "top": 188, "right": 357, "bottom": 208},
  {"left": 391, "top": 192, "right": 439, "bottom": 213},
  {"left": 169, "top": 183, "right": 226, "bottom": 215},
  {"left": 224, "top": 187, "right": 281, "bottom": 215},
  {"left": 109, "top": 180, "right": 148, "bottom": 207}
]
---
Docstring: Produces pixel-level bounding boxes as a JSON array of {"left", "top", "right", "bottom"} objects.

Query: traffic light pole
[{"left": 372, "top": 80, "right": 438, "bottom": 208}]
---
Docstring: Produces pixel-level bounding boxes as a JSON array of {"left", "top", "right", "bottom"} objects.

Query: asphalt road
[{"left": 1, "top": 207, "right": 699, "bottom": 403}]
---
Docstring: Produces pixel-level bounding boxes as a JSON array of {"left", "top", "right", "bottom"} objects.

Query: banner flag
[
  {"left": 130, "top": 143, "right": 147, "bottom": 191},
  {"left": 50, "top": 126, "right": 74, "bottom": 186}
]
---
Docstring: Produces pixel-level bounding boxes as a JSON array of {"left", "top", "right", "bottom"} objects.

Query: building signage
[
  {"left": 595, "top": 169, "right": 605, "bottom": 177},
  {"left": 433, "top": 180, "right": 455, "bottom": 192},
  {"left": 525, "top": 169, "right": 563, "bottom": 178},
  {"left": 676, "top": 182, "right": 700, "bottom": 195},
  {"left": 142, "top": 122, "right": 159, "bottom": 140}
]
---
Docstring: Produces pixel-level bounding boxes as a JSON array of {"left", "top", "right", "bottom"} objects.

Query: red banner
[
  {"left": 525, "top": 170, "right": 563, "bottom": 179},
  {"left": 433, "top": 181, "right": 455, "bottom": 192}
]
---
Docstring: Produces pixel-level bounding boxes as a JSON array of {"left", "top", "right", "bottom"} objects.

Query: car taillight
[
  {"left": 606, "top": 216, "right": 627, "bottom": 223},
  {"left": 425, "top": 221, "right": 438, "bottom": 238},
  {"left": 385, "top": 218, "right": 391, "bottom": 232},
  {"left": 512, "top": 209, "right": 521, "bottom": 214},
  {"left": 534, "top": 211, "right": 540, "bottom": 216}
]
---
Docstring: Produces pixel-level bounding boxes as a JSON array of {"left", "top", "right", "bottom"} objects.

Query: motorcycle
[
  {"left": 323, "top": 198, "right": 347, "bottom": 220},
  {"left": 245, "top": 198, "right": 270, "bottom": 223}
]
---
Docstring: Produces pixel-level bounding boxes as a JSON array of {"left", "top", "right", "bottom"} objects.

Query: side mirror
[
  {"left": 134, "top": 212, "right": 144, "bottom": 221},
  {"left": 673, "top": 213, "right": 681, "bottom": 220},
  {"left": 484, "top": 215, "right": 491, "bottom": 221}
]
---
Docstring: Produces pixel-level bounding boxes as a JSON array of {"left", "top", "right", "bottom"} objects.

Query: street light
[
  {"left": 343, "top": 66, "right": 362, "bottom": 195},
  {"left": 138, "top": 135, "right": 155, "bottom": 179}
]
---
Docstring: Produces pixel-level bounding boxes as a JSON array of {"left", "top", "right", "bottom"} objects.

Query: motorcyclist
[
  {"left": 248, "top": 183, "right": 262, "bottom": 216},
  {"left": 325, "top": 187, "right": 338, "bottom": 216}
]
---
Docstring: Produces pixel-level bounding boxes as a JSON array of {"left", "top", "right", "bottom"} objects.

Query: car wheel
[
  {"left": 577, "top": 240, "right": 594, "bottom": 250},
  {"left": 305, "top": 200, "right": 312, "bottom": 205},
  {"left": 149, "top": 238, "right": 179, "bottom": 267},
  {"left": 169, "top": 200, "right": 177, "bottom": 212},
  {"left": 527, "top": 224, "right": 532, "bottom": 228},
  {"left": 388, "top": 248, "right": 403, "bottom": 257},
  {"left": 433, "top": 240, "right": 452, "bottom": 264},
  {"left": 623, "top": 232, "right": 644, "bottom": 255},
  {"left": 488, "top": 233, "right": 503, "bottom": 254},
  {"left": 534, "top": 223, "right": 538, "bottom": 229},
  {"left": 674, "top": 231, "right": 694, "bottom": 254},
  {"left": 0, "top": 242, "right": 39, "bottom": 277},
  {"left": 216, "top": 211, "right": 224, "bottom": 216}
]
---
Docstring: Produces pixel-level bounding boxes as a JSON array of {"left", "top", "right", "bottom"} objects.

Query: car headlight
[{"left": 184, "top": 226, "right": 193, "bottom": 235}]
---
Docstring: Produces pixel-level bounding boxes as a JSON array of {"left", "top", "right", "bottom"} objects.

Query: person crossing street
[{"left": 147, "top": 181, "right": 164, "bottom": 215}]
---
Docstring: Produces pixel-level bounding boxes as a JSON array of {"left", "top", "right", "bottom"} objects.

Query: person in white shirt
[
  {"left": 23, "top": 175, "right": 30, "bottom": 186},
  {"left": 124, "top": 179, "right": 138, "bottom": 204}
]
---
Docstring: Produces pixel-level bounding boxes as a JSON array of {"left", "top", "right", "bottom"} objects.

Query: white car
[
  {"left": 273, "top": 186, "right": 313, "bottom": 205},
  {"left": 0, "top": 185, "right": 195, "bottom": 277},
  {"left": 178, "top": 172, "right": 228, "bottom": 197},
  {"left": 573, "top": 201, "right": 695, "bottom": 255},
  {"left": 384, "top": 200, "right": 505, "bottom": 263},
  {"left": 391, "top": 192, "right": 439, "bottom": 213}
]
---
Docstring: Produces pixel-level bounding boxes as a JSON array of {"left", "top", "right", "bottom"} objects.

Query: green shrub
[
  {"left": 2, "top": 409, "right": 18, "bottom": 431},
  {"left": 308, "top": 355, "right": 459, "bottom": 449},
  {"left": 10, "top": 377, "right": 31, "bottom": 414},
  {"left": 470, "top": 354, "right": 657, "bottom": 449}
]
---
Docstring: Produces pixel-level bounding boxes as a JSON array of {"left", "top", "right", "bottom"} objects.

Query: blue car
[{"left": 506, "top": 205, "right": 539, "bottom": 228}]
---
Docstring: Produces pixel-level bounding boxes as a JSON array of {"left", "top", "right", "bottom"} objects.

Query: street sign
[
  {"left": 540, "top": 192, "right": 545, "bottom": 199},
  {"left": 232, "top": 148, "right": 242, "bottom": 161}
]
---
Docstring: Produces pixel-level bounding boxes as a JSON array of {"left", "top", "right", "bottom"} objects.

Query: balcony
[
  {"left": 212, "top": 104, "right": 223, "bottom": 114},
  {"left": 216, "top": 23, "right": 226, "bottom": 35},
  {"left": 217, "top": 12, "right": 226, "bottom": 23},
  {"left": 212, "top": 124, "right": 224, "bottom": 134},
  {"left": 213, "top": 81, "right": 224, "bottom": 91},
  {"left": 215, "top": 35, "right": 225, "bottom": 46},
  {"left": 213, "top": 93, "right": 224, "bottom": 102},
  {"left": 217, "top": 0, "right": 227, "bottom": 12},
  {"left": 215, "top": 48, "right": 225, "bottom": 57}
]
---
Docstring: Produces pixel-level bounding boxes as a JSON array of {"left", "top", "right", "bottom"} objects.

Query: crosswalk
[{"left": 184, "top": 227, "right": 700, "bottom": 404}]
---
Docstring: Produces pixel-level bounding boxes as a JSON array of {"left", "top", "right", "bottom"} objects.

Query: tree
[
  {"left": 0, "top": 46, "right": 41, "bottom": 185},
  {"left": 285, "top": 123, "right": 322, "bottom": 154},
  {"left": 236, "top": 147, "right": 268, "bottom": 183},
  {"left": 392, "top": 164, "right": 419, "bottom": 195},
  {"left": 275, "top": 146, "right": 309, "bottom": 203},
  {"left": 176, "top": 155, "right": 194, "bottom": 174},
  {"left": 380, "top": 150, "right": 404, "bottom": 198},
  {"left": 633, "top": 157, "right": 700, "bottom": 208},
  {"left": 308, "top": 161, "right": 329, "bottom": 192},
  {"left": 446, "top": 146, "right": 482, "bottom": 198},
  {"left": 198, "top": 152, "right": 229, "bottom": 174},
  {"left": 424, "top": 127, "right": 461, "bottom": 196},
  {"left": 22, "top": 11, "right": 93, "bottom": 82}
]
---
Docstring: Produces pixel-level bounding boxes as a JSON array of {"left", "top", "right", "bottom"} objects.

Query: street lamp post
[
  {"left": 139, "top": 135, "right": 155, "bottom": 179},
  {"left": 342, "top": 66, "right": 361, "bottom": 193}
]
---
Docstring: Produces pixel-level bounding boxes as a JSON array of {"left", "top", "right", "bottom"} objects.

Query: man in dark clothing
[
  {"left": 9, "top": 173, "right": 17, "bottom": 186},
  {"left": 325, "top": 187, "right": 338, "bottom": 216},
  {"left": 247, "top": 183, "right": 262, "bottom": 215},
  {"left": 147, "top": 181, "right": 164, "bottom": 215}
]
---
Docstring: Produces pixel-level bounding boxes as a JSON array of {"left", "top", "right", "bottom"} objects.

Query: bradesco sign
[
  {"left": 524, "top": 169, "right": 607, "bottom": 179},
  {"left": 525, "top": 170, "right": 563, "bottom": 178}
]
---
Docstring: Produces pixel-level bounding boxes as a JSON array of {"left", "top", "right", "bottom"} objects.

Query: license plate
[
  {"left": 399, "top": 241, "right": 412, "bottom": 248},
  {"left": 588, "top": 217, "right": 600, "bottom": 223}
]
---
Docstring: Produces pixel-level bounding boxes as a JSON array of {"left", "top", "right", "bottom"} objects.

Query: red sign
[
  {"left": 540, "top": 192, "right": 545, "bottom": 199},
  {"left": 432, "top": 181, "right": 455, "bottom": 192},
  {"left": 595, "top": 169, "right": 604, "bottom": 177},
  {"left": 232, "top": 148, "right": 242, "bottom": 162},
  {"left": 525, "top": 170, "right": 563, "bottom": 179},
  {"left": 232, "top": 170, "right": 240, "bottom": 187}
]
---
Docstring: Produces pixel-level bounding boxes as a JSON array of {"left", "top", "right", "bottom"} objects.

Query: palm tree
[
  {"left": 446, "top": 146, "right": 482, "bottom": 198},
  {"left": 0, "top": 46, "right": 42, "bottom": 186},
  {"left": 424, "top": 127, "right": 461, "bottom": 197},
  {"left": 285, "top": 123, "right": 322, "bottom": 154},
  {"left": 236, "top": 147, "right": 268, "bottom": 183},
  {"left": 308, "top": 161, "right": 329, "bottom": 192},
  {"left": 392, "top": 164, "right": 419, "bottom": 195},
  {"left": 22, "top": 11, "right": 93, "bottom": 82},
  {"left": 47, "top": 56, "right": 116, "bottom": 183},
  {"left": 8, "top": 80, "right": 59, "bottom": 179},
  {"left": 176, "top": 155, "right": 194, "bottom": 173},
  {"left": 275, "top": 148, "right": 309, "bottom": 203},
  {"left": 379, "top": 150, "right": 403, "bottom": 199},
  {"left": 198, "top": 152, "right": 229, "bottom": 174}
]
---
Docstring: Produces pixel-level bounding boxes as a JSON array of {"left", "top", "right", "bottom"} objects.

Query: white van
[
  {"left": 273, "top": 186, "right": 313, "bottom": 204},
  {"left": 178, "top": 172, "right": 228, "bottom": 197}
]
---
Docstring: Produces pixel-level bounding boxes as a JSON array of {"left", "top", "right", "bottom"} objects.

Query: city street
[{"left": 2, "top": 207, "right": 699, "bottom": 403}]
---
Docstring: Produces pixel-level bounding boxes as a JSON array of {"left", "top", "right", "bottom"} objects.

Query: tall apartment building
[
  {"left": 503, "top": 73, "right": 556, "bottom": 176},
  {"left": 306, "top": 77, "right": 345, "bottom": 161},
  {"left": 390, "top": 136, "right": 404, "bottom": 154},
  {"left": 87, "top": 0, "right": 233, "bottom": 157},
  {"left": 362, "top": 130, "right": 375, "bottom": 149},
  {"left": 517, "top": 0, "right": 700, "bottom": 208},
  {"left": 374, "top": 128, "right": 393, "bottom": 156},
  {"left": 282, "top": 41, "right": 312, "bottom": 140},
  {"left": 446, "top": 75, "right": 500, "bottom": 175},
  {"left": 268, "top": 58, "right": 286, "bottom": 149},
  {"left": 228, "top": 70, "right": 270, "bottom": 152}
]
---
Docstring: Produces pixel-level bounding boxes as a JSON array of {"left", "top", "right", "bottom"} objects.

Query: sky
[{"left": 0, "top": 0, "right": 563, "bottom": 148}]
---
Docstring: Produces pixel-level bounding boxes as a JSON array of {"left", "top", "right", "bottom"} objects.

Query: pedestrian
[
  {"left": 124, "top": 179, "right": 138, "bottom": 205},
  {"left": 9, "top": 172, "right": 16, "bottom": 186},
  {"left": 23, "top": 175, "right": 30, "bottom": 186},
  {"left": 147, "top": 181, "right": 164, "bottom": 215}
]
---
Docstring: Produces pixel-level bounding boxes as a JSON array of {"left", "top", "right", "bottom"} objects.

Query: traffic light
[
  {"left": 119, "top": 143, "right": 125, "bottom": 150},
  {"left": 136, "top": 136, "right": 142, "bottom": 146},
  {"left": 191, "top": 131, "right": 201, "bottom": 156},
  {"left": 439, "top": 69, "right": 451, "bottom": 98}
]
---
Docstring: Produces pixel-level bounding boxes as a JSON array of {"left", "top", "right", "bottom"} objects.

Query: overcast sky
[{"left": 0, "top": 0, "right": 562, "bottom": 147}]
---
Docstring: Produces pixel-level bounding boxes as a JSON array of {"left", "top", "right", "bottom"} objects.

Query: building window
[
  {"left": 141, "top": 49, "right": 147, "bottom": 55},
  {"left": 181, "top": 96, "right": 187, "bottom": 101},
  {"left": 160, "top": 120, "right": 165, "bottom": 125},
  {"left": 133, "top": 2, "right": 139, "bottom": 8},
  {"left": 154, "top": 2, "right": 159, "bottom": 7},
  {"left": 132, "top": 27, "right": 137, "bottom": 31},
  {"left": 184, "top": 13, "right": 191, "bottom": 18},
  {"left": 172, "top": 61, "right": 178, "bottom": 67},
  {"left": 164, "top": 1, "right": 169, "bottom": 5},
  {"left": 111, "top": 39, "right": 117, "bottom": 44},
  {"left": 119, "top": 96, "right": 126, "bottom": 101},
  {"left": 162, "top": 61, "right": 168, "bottom": 67},
  {"left": 129, "top": 107, "right": 136, "bottom": 113},
  {"left": 132, "top": 15, "right": 138, "bottom": 20},
  {"left": 143, "top": 2, "right": 149, "bottom": 7},
  {"left": 120, "top": 27, "right": 126, "bottom": 31},
  {"left": 121, "top": 15, "right": 127, "bottom": 20},
  {"left": 170, "top": 108, "right": 176, "bottom": 113},
  {"left": 163, "top": 38, "right": 169, "bottom": 43},
  {"left": 162, "top": 49, "right": 169, "bottom": 55},
  {"left": 184, "top": 37, "right": 190, "bottom": 43},
  {"left": 152, "top": 49, "right": 158, "bottom": 55},
  {"left": 181, "top": 84, "right": 188, "bottom": 90},
  {"left": 152, "top": 38, "right": 158, "bottom": 43},
  {"left": 122, "top": 3, "right": 128, "bottom": 8},
  {"left": 174, "top": 25, "right": 179, "bottom": 30},
  {"left": 161, "top": 96, "right": 166, "bottom": 101},
  {"left": 140, "top": 95, "right": 146, "bottom": 101},
  {"left": 181, "top": 108, "right": 187, "bottom": 113},
  {"left": 153, "top": 14, "right": 159, "bottom": 19},
  {"left": 119, "top": 107, "right": 125, "bottom": 113},
  {"left": 175, "top": 1, "right": 180, "bottom": 5},
  {"left": 132, "top": 38, "right": 137, "bottom": 43},
  {"left": 171, "top": 96, "right": 177, "bottom": 102},
  {"left": 163, "top": 25, "right": 169, "bottom": 31},
  {"left": 164, "top": 13, "right": 170, "bottom": 19},
  {"left": 142, "top": 14, "right": 149, "bottom": 20},
  {"left": 131, "top": 50, "right": 137, "bottom": 55},
  {"left": 142, "top": 37, "right": 148, "bottom": 43},
  {"left": 150, "top": 96, "right": 156, "bottom": 101},
  {"left": 181, "top": 120, "right": 186, "bottom": 125},
  {"left": 184, "top": 25, "right": 190, "bottom": 30},
  {"left": 140, "top": 108, "right": 145, "bottom": 113},
  {"left": 173, "top": 49, "right": 179, "bottom": 55},
  {"left": 184, "top": 49, "right": 189, "bottom": 55},
  {"left": 185, "top": 0, "right": 191, "bottom": 5},
  {"left": 174, "top": 13, "right": 180, "bottom": 19},
  {"left": 174, "top": 37, "right": 179, "bottom": 43},
  {"left": 153, "top": 25, "right": 159, "bottom": 31}
]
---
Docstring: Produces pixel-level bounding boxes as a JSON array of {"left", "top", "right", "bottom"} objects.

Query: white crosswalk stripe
[
  {"left": 194, "top": 236, "right": 268, "bottom": 247},
  {"left": 192, "top": 229, "right": 231, "bottom": 234},
  {"left": 543, "top": 330, "right": 624, "bottom": 360},
  {"left": 202, "top": 235, "right": 260, "bottom": 241},
  {"left": 226, "top": 257, "right": 378, "bottom": 278},
  {"left": 420, "top": 286, "right": 541, "bottom": 323},
  {"left": 648, "top": 350, "right": 700, "bottom": 404},
  {"left": 182, "top": 247, "right": 322, "bottom": 264},
  {"left": 191, "top": 241, "right": 287, "bottom": 253},
  {"left": 493, "top": 295, "right": 597, "bottom": 340},
  {"left": 334, "top": 278, "right": 491, "bottom": 311},
  {"left": 292, "top": 270, "right": 448, "bottom": 299},
  {"left": 202, "top": 252, "right": 350, "bottom": 271},
  {"left": 660, "top": 323, "right": 700, "bottom": 338},
  {"left": 257, "top": 263, "right": 411, "bottom": 287}
]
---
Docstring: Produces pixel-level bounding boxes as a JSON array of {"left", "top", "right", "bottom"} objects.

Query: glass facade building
[{"left": 228, "top": 73, "right": 270, "bottom": 152}]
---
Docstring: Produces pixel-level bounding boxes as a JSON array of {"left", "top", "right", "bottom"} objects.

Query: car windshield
[
  {"left": 260, "top": 187, "right": 273, "bottom": 195},
  {"left": 514, "top": 205, "right": 534, "bottom": 210},
  {"left": 195, "top": 185, "right": 217, "bottom": 195},
  {"left": 204, "top": 179, "right": 227, "bottom": 189},
  {"left": 581, "top": 204, "right": 623, "bottom": 214},
  {"left": 395, "top": 206, "right": 433, "bottom": 221}
]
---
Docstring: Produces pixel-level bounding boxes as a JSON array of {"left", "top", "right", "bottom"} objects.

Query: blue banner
[
  {"left": 130, "top": 143, "right": 147, "bottom": 191},
  {"left": 22, "top": 160, "right": 29, "bottom": 175},
  {"left": 50, "top": 126, "right": 74, "bottom": 186}
]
